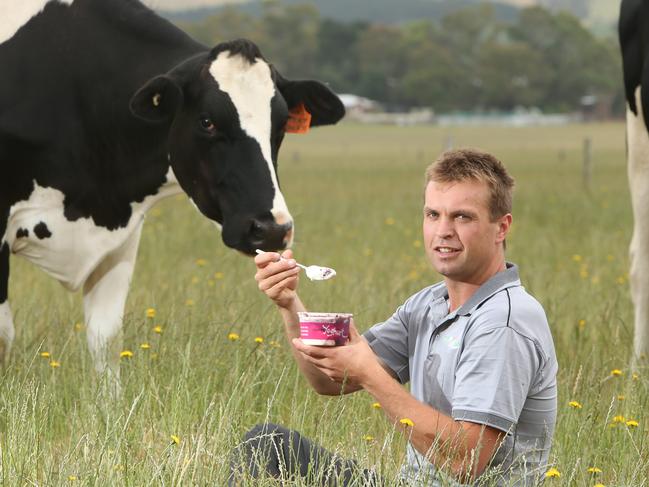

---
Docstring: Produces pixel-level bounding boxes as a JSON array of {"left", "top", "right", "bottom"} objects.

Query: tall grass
[{"left": 2, "top": 122, "right": 646, "bottom": 485}]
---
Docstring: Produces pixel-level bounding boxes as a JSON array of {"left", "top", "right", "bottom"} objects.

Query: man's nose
[{"left": 436, "top": 217, "right": 455, "bottom": 238}]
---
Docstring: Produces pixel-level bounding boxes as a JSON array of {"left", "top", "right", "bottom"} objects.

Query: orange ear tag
[{"left": 285, "top": 103, "right": 312, "bottom": 134}]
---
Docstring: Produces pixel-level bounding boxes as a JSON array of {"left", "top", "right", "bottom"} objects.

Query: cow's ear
[
  {"left": 130, "top": 75, "right": 183, "bottom": 123},
  {"left": 276, "top": 74, "right": 345, "bottom": 129}
]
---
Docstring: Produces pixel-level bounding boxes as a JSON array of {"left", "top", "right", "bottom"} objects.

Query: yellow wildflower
[
  {"left": 632, "top": 372, "right": 640, "bottom": 380},
  {"left": 207, "top": 280, "right": 215, "bottom": 287},
  {"left": 572, "top": 254, "right": 582, "bottom": 262},
  {"left": 153, "top": 325, "right": 163, "bottom": 334},
  {"left": 371, "top": 402, "right": 381, "bottom": 409},
  {"left": 385, "top": 217, "right": 395, "bottom": 225},
  {"left": 578, "top": 319, "right": 586, "bottom": 330},
  {"left": 146, "top": 308, "right": 156, "bottom": 319},
  {"left": 170, "top": 435, "right": 180, "bottom": 445},
  {"left": 399, "top": 418, "right": 414, "bottom": 427},
  {"left": 254, "top": 336, "right": 264, "bottom": 343},
  {"left": 74, "top": 322, "right": 83, "bottom": 331},
  {"left": 587, "top": 467, "right": 602, "bottom": 474},
  {"left": 140, "top": 343, "right": 151, "bottom": 350},
  {"left": 626, "top": 419, "right": 639, "bottom": 428},
  {"left": 544, "top": 467, "right": 561, "bottom": 478},
  {"left": 612, "top": 415, "right": 626, "bottom": 423},
  {"left": 228, "top": 332, "right": 240, "bottom": 341},
  {"left": 195, "top": 258, "right": 207, "bottom": 266},
  {"left": 568, "top": 401, "right": 582, "bottom": 409},
  {"left": 49, "top": 361, "right": 61, "bottom": 368},
  {"left": 610, "top": 369, "right": 623, "bottom": 377},
  {"left": 185, "top": 299, "right": 195, "bottom": 307},
  {"left": 40, "top": 351, "right": 50, "bottom": 358},
  {"left": 363, "top": 435, "right": 375, "bottom": 442},
  {"left": 269, "top": 340, "right": 281, "bottom": 348},
  {"left": 594, "top": 484, "right": 605, "bottom": 487},
  {"left": 617, "top": 395, "right": 625, "bottom": 401},
  {"left": 68, "top": 475, "right": 78, "bottom": 481},
  {"left": 214, "top": 272, "right": 224, "bottom": 279},
  {"left": 120, "top": 350, "right": 133, "bottom": 358}
]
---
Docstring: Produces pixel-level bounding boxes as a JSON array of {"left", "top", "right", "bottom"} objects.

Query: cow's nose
[{"left": 248, "top": 218, "right": 293, "bottom": 251}]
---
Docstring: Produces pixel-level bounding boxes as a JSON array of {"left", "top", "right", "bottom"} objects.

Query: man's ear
[
  {"left": 129, "top": 75, "right": 183, "bottom": 123},
  {"left": 275, "top": 71, "right": 345, "bottom": 129}
]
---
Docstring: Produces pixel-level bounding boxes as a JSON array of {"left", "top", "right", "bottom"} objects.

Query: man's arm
[
  {"left": 254, "top": 250, "right": 363, "bottom": 395},
  {"left": 293, "top": 325, "right": 504, "bottom": 482}
]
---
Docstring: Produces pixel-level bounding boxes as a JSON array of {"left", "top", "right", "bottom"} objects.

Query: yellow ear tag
[
  {"left": 285, "top": 103, "right": 311, "bottom": 134},
  {"left": 152, "top": 93, "right": 162, "bottom": 107}
]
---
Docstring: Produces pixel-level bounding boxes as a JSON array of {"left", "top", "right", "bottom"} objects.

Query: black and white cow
[
  {"left": 620, "top": 0, "right": 649, "bottom": 362},
  {"left": 0, "top": 0, "right": 344, "bottom": 377}
]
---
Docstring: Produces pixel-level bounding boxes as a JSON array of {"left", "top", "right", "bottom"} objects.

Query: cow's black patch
[
  {"left": 16, "top": 228, "right": 28, "bottom": 239},
  {"left": 0, "top": 243, "right": 8, "bottom": 303},
  {"left": 33, "top": 222, "right": 52, "bottom": 239}
]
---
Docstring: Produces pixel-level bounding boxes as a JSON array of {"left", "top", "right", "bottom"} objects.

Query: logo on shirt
[{"left": 442, "top": 334, "right": 460, "bottom": 349}]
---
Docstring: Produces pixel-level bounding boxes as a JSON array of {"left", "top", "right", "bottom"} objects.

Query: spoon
[{"left": 255, "top": 249, "right": 336, "bottom": 281}]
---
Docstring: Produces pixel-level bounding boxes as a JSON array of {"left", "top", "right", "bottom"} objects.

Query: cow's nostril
[{"left": 249, "top": 220, "right": 265, "bottom": 241}]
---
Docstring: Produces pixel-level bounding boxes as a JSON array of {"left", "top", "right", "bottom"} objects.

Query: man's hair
[{"left": 425, "top": 148, "right": 515, "bottom": 221}]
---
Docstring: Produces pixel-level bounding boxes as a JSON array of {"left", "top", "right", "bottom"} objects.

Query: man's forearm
[{"left": 362, "top": 365, "right": 496, "bottom": 481}]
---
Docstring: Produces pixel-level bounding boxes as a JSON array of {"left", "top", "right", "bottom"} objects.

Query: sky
[{"left": 143, "top": 0, "right": 243, "bottom": 10}]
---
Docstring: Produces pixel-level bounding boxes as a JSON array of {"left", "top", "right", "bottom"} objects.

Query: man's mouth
[{"left": 435, "top": 246, "right": 461, "bottom": 255}]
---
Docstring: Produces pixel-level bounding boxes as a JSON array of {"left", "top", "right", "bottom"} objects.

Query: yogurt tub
[{"left": 297, "top": 312, "right": 353, "bottom": 346}]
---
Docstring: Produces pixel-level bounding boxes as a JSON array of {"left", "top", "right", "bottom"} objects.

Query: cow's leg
[
  {"left": 83, "top": 222, "right": 143, "bottom": 382},
  {"left": 627, "top": 93, "right": 649, "bottom": 363},
  {"left": 0, "top": 242, "right": 15, "bottom": 364}
]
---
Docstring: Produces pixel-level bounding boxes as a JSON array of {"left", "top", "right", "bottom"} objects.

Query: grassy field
[{"left": 2, "top": 121, "right": 646, "bottom": 485}]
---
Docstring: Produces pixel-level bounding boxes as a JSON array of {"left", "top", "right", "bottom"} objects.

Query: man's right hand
[{"left": 254, "top": 249, "right": 301, "bottom": 309}]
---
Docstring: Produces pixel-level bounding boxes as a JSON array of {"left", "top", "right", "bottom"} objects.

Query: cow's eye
[{"left": 199, "top": 117, "right": 215, "bottom": 132}]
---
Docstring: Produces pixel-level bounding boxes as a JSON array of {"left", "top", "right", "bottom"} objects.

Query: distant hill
[
  {"left": 160, "top": 0, "right": 520, "bottom": 24},
  {"left": 157, "top": 0, "right": 619, "bottom": 36}
]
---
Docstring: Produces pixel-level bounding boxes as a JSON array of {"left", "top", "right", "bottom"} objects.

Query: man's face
[{"left": 423, "top": 179, "right": 511, "bottom": 285}]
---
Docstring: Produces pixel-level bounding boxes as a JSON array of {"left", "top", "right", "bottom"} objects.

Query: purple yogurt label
[{"left": 298, "top": 312, "right": 352, "bottom": 346}]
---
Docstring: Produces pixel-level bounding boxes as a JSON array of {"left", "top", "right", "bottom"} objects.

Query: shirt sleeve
[
  {"left": 452, "top": 325, "right": 540, "bottom": 433},
  {"left": 363, "top": 302, "right": 412, "bottom": 384}
]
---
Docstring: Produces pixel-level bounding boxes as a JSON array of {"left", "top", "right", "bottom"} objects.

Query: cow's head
[{"left": 129, "top": 39, "right": 344, "bottom": 255}]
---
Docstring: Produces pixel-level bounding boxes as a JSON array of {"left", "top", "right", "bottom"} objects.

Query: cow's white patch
[
  {"left": 5, "top": 168, "right": 180, "bottom": 292},
  {"left": 0, "top": 301, "right": 15, "bottom": 360},
  {"left": 626, "top": 86, "right": 649, "bottom": 359},
  {"left": 0, "top": 0, "right": 74, "bottom": 45},
  {"left": 209, "top": 52, "right": 293, "bottom": 232}
]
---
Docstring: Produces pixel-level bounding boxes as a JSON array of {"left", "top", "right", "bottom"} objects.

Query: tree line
[{"left": 181, "top": 2, "right": 623, "bottom": 114}]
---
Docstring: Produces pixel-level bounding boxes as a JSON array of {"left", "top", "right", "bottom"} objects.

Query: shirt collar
[{"left": 429, "top": 262, "right": 521, "bottom": 318}]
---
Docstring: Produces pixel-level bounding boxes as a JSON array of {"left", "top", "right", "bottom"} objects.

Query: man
[{"left": 231, "top": 149, "right": 558, "bottom": 486}]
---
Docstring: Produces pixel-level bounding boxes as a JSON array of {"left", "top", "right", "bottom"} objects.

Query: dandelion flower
[
  {"left": 74, "top": 322, "right": 83, "bottom": 331},
  {"left": 399, "top": 418, "right": 414, "bottom": 427},
  {"left": 632, "top": 372, "right": 640, "bottom": 380},
  {"left": 363, "top": 435, "right": 374, "bottom": 442},
  {"left": 170, "top": 435, "right": 180, "bottom": 445},
  {"left": 214, "top": 272, "right": 224, "bottom": 279},
  {"left": 254, "top": 337, "right": 264, "bottom": 344},
  {"left": 587, "top": 467, "right": 602, "bottom": 474},
  {"left": 153, "top": 325, "right": 163, "bottom": 334},
  {"left": 593, "top": 484, "right": 606, "bottom": 487},
  {"left": 617, "top": 395, "right": 625, "bottom": 401},
  {"left": 269, "top": 340, "right": 281, "bottom": 348},
  {"left": 195, "top": 258, "right": 207, "bottom": 267},
  {"left": 385, "top": 217, "right": 395, "bottom": 225},
  {"left": 612, "top": 415, "right": 626, "bottom": 424},
  {"left": 568, "top": 401, "right": 582, "bottom": 409},
  {"left": 544, "top": 467, "right": 561, "bottom": 478},
  {"left": 572, "top": 254, "right": 582, "bottom": 262},
  {"left": 578, "top": 319, "right": 586, "bottom": 329},
  {"left": 371, "top": 402, "right": 381, "bottom": 409},
  {"left": 610, "top": 369, "right": 623, "bottom": 377},
  {"left": 68, "top": 475, "right": 78, "bottom": 481},
  {"left": 626, "top": 419, "right": 639, "bottom": 428},
  {"left": 49, "top": 361, "right": 61, "bottom": 368},
  {"left": 146, "top": 308, "right": 156, "bottom": 319},
  {"left": 40, "top": 351, "right": 50, "bottom": 358},
  {"left": 185, "top": 299, "right": 195, "bottom": 307},
  {"left": 120, "top": 350, "right": 133, "bottom": 358},
  {"left": 228, "top": 332, "right": 240, "bottom": 341},
  {"left": 140, "top": 343, "right": 151, "bottom": 350}
]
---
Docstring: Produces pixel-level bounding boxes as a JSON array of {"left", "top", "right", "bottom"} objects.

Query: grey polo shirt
[{"left": 364, "top": 263, "right": 557, "bottom": 486}]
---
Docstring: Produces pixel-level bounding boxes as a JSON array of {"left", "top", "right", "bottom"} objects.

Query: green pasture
[{"left": 2, "top": 121, "right": 647, "bottom": 485}]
